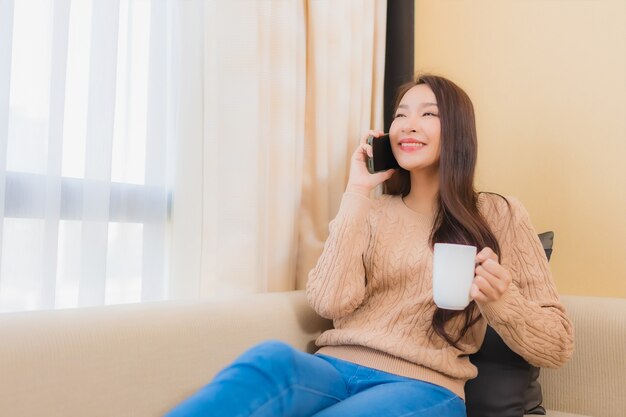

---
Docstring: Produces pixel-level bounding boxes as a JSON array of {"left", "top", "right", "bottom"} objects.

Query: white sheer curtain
[
  {"left": 0, "top": 0, "right": 387, "bottom": 312},
  {"left": 0, "top": 0, "right": 171, "bottom": 311}
]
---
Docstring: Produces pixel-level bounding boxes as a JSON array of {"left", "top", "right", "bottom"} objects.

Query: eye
[
  {"left": 394, "top": 113, "right": 406, "bottom": 118},
  {"left": 423, "top": 112, "right": 439, "bottom": 117}
]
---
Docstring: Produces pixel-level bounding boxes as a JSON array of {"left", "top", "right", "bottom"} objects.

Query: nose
[{"left": 400, "top": 116, "right": 419, "bottom": 134}]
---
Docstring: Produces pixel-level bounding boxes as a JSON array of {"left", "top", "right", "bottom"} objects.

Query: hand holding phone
[
  {"left": 366, "top": 134, "right": 400, "bottom": 174},
  {"left": 346, "top": 131, "right": 397, "bottom": 197}
]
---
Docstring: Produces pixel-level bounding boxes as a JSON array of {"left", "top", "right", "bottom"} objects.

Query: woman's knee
[
  {"left": 226, "top": 340, "right": 301, "bottom": 381},
  {"left": 240, "top": 339, "right": 298, "bottom": 363}
]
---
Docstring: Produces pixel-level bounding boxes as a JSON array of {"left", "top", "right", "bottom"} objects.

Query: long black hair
[{"left": 385, "top": 75, "right": 506, "bottom": 349}]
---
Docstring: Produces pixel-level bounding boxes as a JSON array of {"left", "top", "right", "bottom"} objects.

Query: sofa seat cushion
[{"left": 534, "top": 411, "right": 592, "bottom": 417}]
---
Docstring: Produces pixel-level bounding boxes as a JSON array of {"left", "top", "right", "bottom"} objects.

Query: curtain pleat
[
  {"left": 78, "top": 0, "right": 120, "bottom": 307},
  {"left": 296, "top": 0, "right": 387, "bottom": 288},
  {"left": 197, "top": 0, "right": 306, "bottom": 296},
  {"left": 167, "top": 0, "right": 204, "bottom": 299},
  {"left": 141, "top": 0, "right": 168, "bottom": 302},
  {"left": 372, "top": 0, "right": 387, "bottom": 131},
  {"left": 0, "top": 0, "right": 14, "bottom": 284},
  {"left": 201, "top": 0, "right": 259, "bottom": 296},
  {"left": 256, "top": 1, "right": 306, "bottom": 292},
  {"left": 199, "top": 0, "right": 218, "bottom": 298},
  {"left": 256, "top": 2, "right": 271, "bottom": 293},
  {"left": 0, "top": 0, "right": 13, "bottom": 289},
  {"left": 41, "top": 0, "right": 70, "bottom": 309}
]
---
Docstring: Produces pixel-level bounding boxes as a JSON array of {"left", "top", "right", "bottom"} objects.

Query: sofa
[{"left": 0, "top": 291, "right": 624, "bottom": 417}]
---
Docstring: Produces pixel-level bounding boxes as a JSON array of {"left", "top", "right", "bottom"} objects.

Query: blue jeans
[{"left": 165, "top": 340, "right": 465, "bottom": 417}]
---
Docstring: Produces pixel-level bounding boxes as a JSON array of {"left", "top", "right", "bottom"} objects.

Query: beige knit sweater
[{"left": 306, "top": 192, "right": 574, "bottom": 399}]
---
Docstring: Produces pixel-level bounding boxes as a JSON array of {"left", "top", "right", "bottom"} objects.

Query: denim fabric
[{"left": 165, "top": 340, "right": 465, "bottom": 417}]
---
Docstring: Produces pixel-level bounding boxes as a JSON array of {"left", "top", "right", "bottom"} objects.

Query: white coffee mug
[{"left": 432, "top": 243, "right": 477, "bottom": 310}]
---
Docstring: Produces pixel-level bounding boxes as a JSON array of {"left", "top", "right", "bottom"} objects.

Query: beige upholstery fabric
[
  {"left": 0, "top": 291, "right": 623, "bottom": 417},
  {"left": 539, "top": 295, "right": 626, "bottom": 417},
  {"left": 543, "top": 411, "right": 592, "bottom": 417},
  {"left": 0, "top": 292, "right": 330, "bottom": 417}
]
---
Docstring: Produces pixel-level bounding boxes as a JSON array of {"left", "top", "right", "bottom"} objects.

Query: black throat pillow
[{"left": 464, "top": 231, "right": 554, "bottom": 417}]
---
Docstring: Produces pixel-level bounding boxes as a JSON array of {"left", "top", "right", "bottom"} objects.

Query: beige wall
[{"left": 414, "top": 0, "right": 626, "bottom": 297}]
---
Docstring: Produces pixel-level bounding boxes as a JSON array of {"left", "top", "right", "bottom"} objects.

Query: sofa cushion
[
  {"left": 537, "top": 411, "right": 592, "bottom": 417},
  {"left": 465, "top": 231, "right": 554, "bottom": 417}
]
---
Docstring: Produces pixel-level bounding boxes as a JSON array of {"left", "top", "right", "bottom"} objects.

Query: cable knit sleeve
[
  {"left": 306, "top": 192, "right": 373, "bottom": 320},
  {"left": 478, "top": 197, "right": 574, "bottom": 368}
]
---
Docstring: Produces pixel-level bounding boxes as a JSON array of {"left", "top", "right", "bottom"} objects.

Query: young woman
[{"left": 165, "top": 74, "right": 574, "bottom": 417}]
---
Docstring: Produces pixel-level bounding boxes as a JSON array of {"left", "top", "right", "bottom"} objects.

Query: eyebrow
[{"left": 397, "top": 102, "right": 438, "bottom": 109}]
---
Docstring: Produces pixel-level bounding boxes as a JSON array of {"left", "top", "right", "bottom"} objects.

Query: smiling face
[{"left": 388, "top": 84, "right": 441, "bottom": 174}]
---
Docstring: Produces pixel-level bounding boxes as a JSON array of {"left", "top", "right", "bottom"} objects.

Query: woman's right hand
[{"left": 345, "top": 130, "right": 396, "bottom": 197}]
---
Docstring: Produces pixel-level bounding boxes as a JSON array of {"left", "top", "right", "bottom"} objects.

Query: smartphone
[{"left": 366, "top": 134, "right": 399, "bottom": 174}]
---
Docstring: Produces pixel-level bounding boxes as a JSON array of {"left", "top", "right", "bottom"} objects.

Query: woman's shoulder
[
  {"left": 374, "top": 193, "right": 396, "bottom": 203},
  {"left": 373, "top": 192, "right": 408, "bottom": 210},
  {"left": 364, "top": 193, "right": 409, "bottom": 220},
  {"left": 339, "top": 192, "right": 398, "bottom": 218},
  {"left": 369, "top": 193, "right": 397, "bottom": 212},
  {"left": 477, "top": 192, "right": 528, "bottom": 223}
]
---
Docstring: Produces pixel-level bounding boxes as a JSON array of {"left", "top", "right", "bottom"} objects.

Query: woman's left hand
[{"left": 470, "top": 247, "right": 512, "bottom": 304}]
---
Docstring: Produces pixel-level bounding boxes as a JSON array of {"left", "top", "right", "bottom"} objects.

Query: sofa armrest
[
  {"left": 539, "top": 295, "right": 626, "bottom": 417},
  {"left": 0, "top": 290, "right": 332, "bottom": 417}
]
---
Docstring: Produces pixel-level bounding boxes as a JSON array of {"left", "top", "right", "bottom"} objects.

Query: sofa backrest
[{"left": 539, "top": 294, "right": 626, "bottom": 417}]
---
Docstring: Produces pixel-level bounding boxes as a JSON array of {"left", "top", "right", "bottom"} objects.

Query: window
[{"left": 0, "top": 0, "right": 171, "bottom": 312}]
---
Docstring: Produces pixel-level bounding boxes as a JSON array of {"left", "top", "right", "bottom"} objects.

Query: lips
[{"left": 398, "top": 138, "right": 426, "bottom": 152}]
